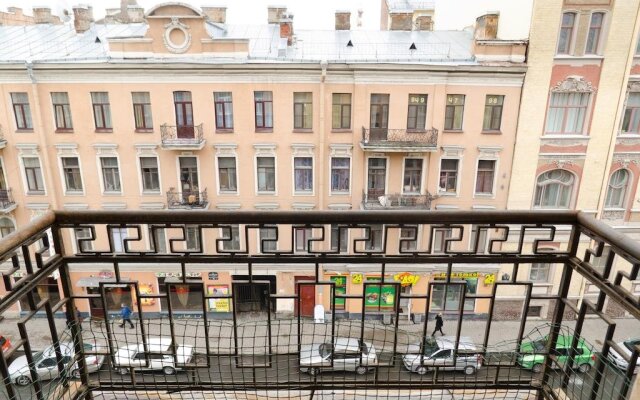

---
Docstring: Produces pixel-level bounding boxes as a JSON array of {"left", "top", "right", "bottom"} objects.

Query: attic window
[
  {"left": 409, "top": 43, "right": 417, "bottom": 50},
  {"left": 346, "top": 40, "right": 353, "bottom": 47}
]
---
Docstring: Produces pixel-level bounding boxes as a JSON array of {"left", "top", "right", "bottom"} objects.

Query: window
[
  {"left": 605, "top": 169, "right": 630, "bottom": 208},
  {"left": 483, "top": 95, "right": 504, "bottom": 131},
  {"left": 294, "top": 157, "right": 313, "bottom": 193},
  {"left": 585, "top": 12, "right": 604, "bottom": 54},
  {"left": 530, "top": 263, "right": 550, "bottom": 282},
  {"left": 432, "top": 228, "right": 452, "bottom": 254},
  {"left": 470, "top": 225, "right": 489, "bottom": 254},
  {"left": 100, "top": 157, "right": 121, "bottom": 193},
  {"left": 74, "top": 228, "right": 93, "bottom": 252},
  {"left": 256, "top": 157, "right": 275, "bottom": 192},
  {"left": 174, "top": 91, "right": 194, "bottom": 137},
  {"left": 111, "top": 227, "right": 128, "bottom": 252},
  {"left": 439, "top": 159, "right": 459, "bottom": 193},
  {"left": 370, "top": 94, "right": 389, "bottom": 130},
  {"left": 407, "top": 94, "right": 427, "bottom": 131},
  {"left": 254, "top": 91, "right": 273, "bottom": 129},
  {"left": 622, "top": 93, "right": 640, "bottom": 134},
  {"left": 16, "top": 277, "right": 60, "bottom": 311},
  {"left": 475, "top": 160, "right": 496, "bottom": 195},
  {"left": 295, "top": 228, "right": 313, "bottom": 253},
  {"left": 444, "top": 95, "right": 465, "bottom": 130},
  {"left": 534, "top": 169, "right": 575, "bottom": 209},
  {"left": 0, "top": 159, "right": 5, "bottom": 191},
  {"left": 185, "top": 226, "right": 200, "bottom": 250},
  {"left": 0, "top": 218, "right": 16, "bottom": 238},
  {"left": 132, "top": 92, "right": 153, "bottom": 130},
  {"left": 365, "top": 225, "right": 384, "bottom": 251},
  {"left": 218, "top": 157, "right": 237, "bottom": 193},
  {"left": 331, "top": 225, "right": 348, "bottom": 252},
  {"left": 259, "top": 226, "right": 277, "bottom": 252},
  {"left": 330, "top": 275, "right": 347, "bottom": 310},
  {"left": 91, "top": 92, "right": 112, "bottom": 130},
  {"left": 431, "top": 278, "right": 476, "bottom": 312},
  {"left": 403, "top": 159, "right": 423, "bottom": 194},
  {"left": 51, "top": 92, "right": 73, "bottom": 130},
  {"left": 528, "top": 306, "right": 543, "bottom": 317},
  {"left": 140, "top": 157, "right": 160, "bottom": 193},
  {"left": 400, "top": 227, "right": 418, "bottom": 251},
  {"left": 214, "top": 92, "right": 234, "bottom": 130},
  {"left": 23, "top": 157, "right": 45, "bottom": 194},
  {"left": 293, "top": 92, "right": 313, "bottom": 129},
  {"left": 11, "top": 92, "right": 32, "bottom": 130},
  {"left": 557, "top": 12, "right": 576, "bottom": 54},
  {"left": 220, "top": 225, "right": 240, "bottom": 251},
  {"left": 367, "top": 158, "right": 387, "bottom": 197},
  {"left": 332, "top": 93, "right": 351, "bottom": 129},
  {"left": 330, "top": 157, "right": 350, "bottom": 193},
  {"left": 149, "top": 226, "right": 167, "bottom": 253},
  {"left": 167, "top": 280, "right": 204, "bottom": 312},
  {"left": 545, "top": 92, "right": 589, "bottom": 134},
  {"left": 61, "top": 157, "right": 83, "bottom": 192}
]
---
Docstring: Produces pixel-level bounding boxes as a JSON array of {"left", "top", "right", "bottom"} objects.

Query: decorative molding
[
  {"left": 477, "top": 146, "right": 502, "bottom": 158},
  {"left": 613, "top": 156, "right": 640, "bottom": 168},
  {"left": 26, "top": 202, "right": 50, "bottom": 210},
  {"left": 328, "top": 203, "right": 352, "bottom": 210},
  {"left": 135, "top": 144, "right": 158, "bottom": 156},
  {"left": 214, "top": 143, "right": 238, "bottom": 157},
  {"left": 93, "top": 143, "right": 118, "bottom": 156},
  {"left": 55, "top": 143, "right": 79, "bottom": 156},
  {"left": 254, "top": 202, "right": 279, "bottom": 210},
  {"left": 15, "top": 143, "right": 39, "bottom": 156},
  {"left": 292, "top": 202, "right": 316, "bottom": 210},
  {"left": 291, "top": 143, "right": 315, "bottom": 156},
  {"left": 602, "top": 209, "right": 625, "bottom": 221},
  {"left": 253, "top": 143, "right": 277, "bottom": 156},
  {"left": 216, "top": 203, "right": 242, "bottom": 210},
  {"left": 163, "top": 17, "right": 192, "bottom": 54},
  {"left": 139, "top": 202, "right": 165, "bottom": 210},
  {"left": 441, "top": 145, "right": 464, "bottom": 157},
  {"left": 551, "top": 159, "right": 574, "bottom": 169},
  {"left": 628, "top": 81, "right": 640, "bottom": 92},
  {"left": 102, "top": 202, "right": 127, "bottom": 210},
  {"left": 551, "top": 75, "right": 595, "bottom": 93},
  {"left": 472, "top": 205, "right": 496, "bottom": 210},
  {"left": 63, "top": 203, "right": 89, "bottom": 210},
  {"left": 329, "top": 144, "right": 353, "bottom": 157},
  {"left": 435, "top": 205, "right": 459, "bottom": 210}
]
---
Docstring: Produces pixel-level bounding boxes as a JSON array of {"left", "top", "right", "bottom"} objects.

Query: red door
[
  {"left": 174, "top": 91, "right": 194, "bottom": 138},
  {"left": 295, "top": 277, "right": 315, "bottom": 317}
]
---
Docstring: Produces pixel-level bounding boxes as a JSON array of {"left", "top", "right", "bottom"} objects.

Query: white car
[
  {"left": 608, "top": 338, "right": 640, "bottom": 373},
  {"left": 112, "top": 337, "right": 194, "bottom": 375},
  {"left": 8, "top": 341, "right": 105, "bottom": 386},
  {"left": 300, "top": 337, "right": 378, "bottom": 376},
  {"left": 403, "top": 336, "right": 481, "bottom": 375}
]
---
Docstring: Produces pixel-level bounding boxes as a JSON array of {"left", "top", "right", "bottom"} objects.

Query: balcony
[
  {"left": 160, "top": 123, "right": 205, "bottom": 150},
  {"left": 0, "top": 125, "right": 6, "bottom": 149},
  {"left": 361, "top": 127, "right": 438, "bottom": 152},
  {"left": 0, "top": 210, "right": 638, "bottom": 400},
  {"left": 166, "top": 188, "right": 208, "bottom": 209},
  {"left": 362, "top": 190, "right": 435, "bottom": 210},
  {"left": 0, "top": 189, "right": 17, "bottom": 213}
]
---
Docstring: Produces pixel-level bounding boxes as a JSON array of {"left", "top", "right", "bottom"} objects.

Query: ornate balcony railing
[
  {"left": 361, "top": 127, "right": 438, "bottom": 151},
  {"left": 0, "top": 210, "right": 638, "bottom": 400},
  {"left": 0, "top": 189, "right": 16, "bottom": 211},
  {"left": 160, "top": 124, "right": 205, "bottom": 150},
  {"left": 166, "top": 188, "right": 208, "bottom": 209},
  {"left": 362, "top": 190, "right": 435, "bottom": 210}
]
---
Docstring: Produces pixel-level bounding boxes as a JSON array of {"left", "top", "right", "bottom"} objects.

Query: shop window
[
  {"left": 364, "top": 276, "right": 396, "bottom": 311},
  {"left": 16, "top": 277, "right": 61, "bottom": 311},
  {"left": 158, "top": 277, "right": 203, "bottom": 312},
  {"left": 431, "top": 279, "right": 477, "bottom": 312},
  {"left": 330, "top": 275, "right": 347, "bottom": 310}
]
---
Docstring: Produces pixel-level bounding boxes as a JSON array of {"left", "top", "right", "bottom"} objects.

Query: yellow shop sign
[
  {"left": 483, "top": 274, "right": 496, "bottom": 285},
  {"left": 351, "top": 273, "right": 363, "bottom": 284},
  {"left": 393, "top": 272, "right": 420, "bottom": 287}
]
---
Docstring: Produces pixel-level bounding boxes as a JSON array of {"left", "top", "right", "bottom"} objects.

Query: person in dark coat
[
  {"left": 119, "top": 303, "right": 135, "bottom": 329},
  {"left": 432, "top": 313, "right": 445, "bottom": 336}
]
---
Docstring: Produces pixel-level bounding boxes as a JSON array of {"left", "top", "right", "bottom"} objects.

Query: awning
[{"left": 76, "top": 277, "right": 130, "bottom": 288}]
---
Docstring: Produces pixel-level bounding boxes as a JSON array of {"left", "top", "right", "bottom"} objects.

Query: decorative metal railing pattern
[
  {"left": 166, "top": 188, "right": 208, "bottom": 209},
  {"left": 0, "top": 211, "right": 637, "bottom": 400},
  {"left": 160, "top": 124, "right": 204, "bottom": 146},
  {"left": 362, "top": 191, "right": 435, "bottom": 210},
  {"left": 0, "top": 188, "right": 15, "bottom": 210},
  {"left": 361, "top": 127, "right": 438, "bottom": 148}
]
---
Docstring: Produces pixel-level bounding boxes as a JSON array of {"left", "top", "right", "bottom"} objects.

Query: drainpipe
[{"left": 318, "top": 60, "right": 327, "bottom": 212}]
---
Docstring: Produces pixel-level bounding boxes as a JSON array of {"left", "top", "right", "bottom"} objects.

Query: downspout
[{"left": 318, "top": 60, "right": 327, "bottom": 211}]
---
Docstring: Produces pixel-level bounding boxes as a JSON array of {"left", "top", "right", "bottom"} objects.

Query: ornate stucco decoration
[
  {"left": 628, "top": 81, "right": 640, "bottom": 93},
  {"left": 163, "top": 17, "right": 192, "bottom": 54},
  {"left": 552, "top": 159, "right": 574, "bottom": 169},
  {"left": 551, "top": 76, "right": 595, "bottom": 93},
  {"left": 613, "top": 156, "right": 640, "bottom": 168}
]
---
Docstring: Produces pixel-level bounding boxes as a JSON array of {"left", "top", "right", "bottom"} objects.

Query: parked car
[
  {"left": 113, "top": 337, "right": 194, "bottom": 375},
  {"left": 402, "top": 336, "right": 482, "bottom": 375},
  {"left": 0, "top": 336, "right": 11, "bottom": 353},
  {"left": 607, "top": 338, "right": 640, "bottom": 373},
  {"left": 300, "top": 337, "right": 378, "bottom": 376},
  {"left": 8, "top": 341, "right": 104, "bottom": 386},
  {"left": 519, "top": 334, "right": 595, "bottom": 373}
]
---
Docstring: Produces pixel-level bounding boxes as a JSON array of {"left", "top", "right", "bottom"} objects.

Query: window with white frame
[
  {"left": 403, "top": 159, "right": 423, "bottom": 194},
  {"left": 132, "top": 92, "right": 153, "bottom": 130},
  {"left": 218, "top": 157, "right": 237, "bottom": 193},
  {"left": 475, "top": 160, "right": 496, "bottom": 195},
  {"left": 100, "top": 157, "right": 121, "bottom": 193},
  {"left": 256, "top": 157, "right": 276, "bottom": 193},
  {"left": 622, "top": 93, "right": 640, "bottom": 134},
  {"left": 0, "top": 159, "right": 7, "bottom": 190},
  {"left": 530, "top": 263, "right": 550, "bottom": 282},
  {"left": 91, "top": 92, "right": 112, "bottom": 130},
  {"left": 470, "top": 225, "right": 488, "bottom": 254},
  {"left": 111, "top": 227, "right": 128, "bottom": 253},
  {"left": 149, "top": 226, "right": 167, "bottom": 253},
  {"left": 365, "top": 225, "right": 384, "bottom": 251},
  {"left": 23, "top": 157, "right": 45, "bottom": 194},
  {"left": 605, "top": 169, "right": 630, "bottom": 208},
  {"left": 74, "top": 227, "right": 93, "bottom": 252},
  {"left": 259, "top": 226, "right": 277, "bottom": 252},
  {"left": 400, "top": 227, "right": 418, "bottom": 251},
  {"left": 432, "top": 228, "right": 452, "bottom": 254},
  {"left": 220, "top": 225, "right": 240, "bottom": 251},
  {"left": 293, "top": 157, "right": 313, "bottom": 193},
  {"left": 534, "top": 169, "right": 575, "bottom": 209},
  {"left": 140, "top": 157, "right": 160, "bottom": 193},
  {"left": 585, "top": 12, "right": 604, "bottom": 55},
  {"left": 11, "top": 92, "right": 32, "bottom": 130},
  {"left": 331, "top": 225, "right": 348, "bottom": 252},
  {"left": 61, "top": 157, "right": 83, "bottom": 192},
  {"left": 214, "top": 92, "right": 234, "bottom": 130},
  {"left": 185, "top": 226, "right": 200, "bottom": 250},
  {"left": 0, "top": 217, "right": 15, "bottom": 238},
  {"left": 545, "top": 92, "right": 589, "bottom": 134},
  {"left": 330, "top": 157, "right": 350, "bottom": 193},
  {"left": 439, "top": 159, "right": 459, "bottom": 193},
  {"left": 557, "top": 12, "right": 576, "bottom": 55},
  {"left": 295, "top": 227, "right": 313, "bottom": 253},
  {"left": 293, "top": 92, "right": 313, "bottom": 129}
]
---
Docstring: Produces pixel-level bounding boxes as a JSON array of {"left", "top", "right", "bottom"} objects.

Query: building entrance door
[
  {"left": 294, "top": 276, "right": 315, "bottom": 317},
  {"left": 232, "top": 275, "right": 276, "bottom": 313},
  {"left": 86, "top": 287, "right": 105, "bottom": 319}
]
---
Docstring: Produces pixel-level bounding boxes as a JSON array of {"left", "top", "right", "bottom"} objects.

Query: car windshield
[
  {"left": 624, "top": 340, "right": 640, "bottom": 352},
  {"left": 319, "top": 343, "right": 333, "bottom": 358},
  {"left": 532, "top": 339, "right": 547, "bottom": 352}
]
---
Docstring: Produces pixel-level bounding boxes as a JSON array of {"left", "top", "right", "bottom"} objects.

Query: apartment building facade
[{"left": 0, "top": 3, "right": 526, "bottom": 319}]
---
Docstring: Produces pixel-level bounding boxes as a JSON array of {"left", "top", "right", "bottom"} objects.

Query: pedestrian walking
[
  {"left": 432, "top": 313, "right": 445, "bottom": 336},
  {"left": 119, "top": 303, "right": 135, "bottom": 329}
]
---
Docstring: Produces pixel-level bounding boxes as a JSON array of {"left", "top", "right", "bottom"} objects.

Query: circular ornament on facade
[{"left": 163, "top": 17, "right": 192, "bottom": 54}]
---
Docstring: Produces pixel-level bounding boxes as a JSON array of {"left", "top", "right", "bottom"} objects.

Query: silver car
[
  {"left": 112, "top": 337, "right": 194, "bottom": 375},
  {"left": 608, "top": 338, "right": 640, "bottom": 373},
  {"left": 8, "top": 341, "right": 105, "bottom": 386},
  {"left": 300, "top": 337, "right": 378, "bottom": 376},
  {"left": 403, "top": 336, "right": 482, "bottom": 375}
]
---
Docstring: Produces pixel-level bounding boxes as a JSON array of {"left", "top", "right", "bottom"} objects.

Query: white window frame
[
  {"left": 0, "top": 216, "right": 17, "bottom": 238},
  {"left": 365, "top": 156, "right": 390, "bottom": 198},
  {"left": 400, "top": 157, "right": 425, "bottom": 195},
  {"left": 0, "top": 157, "right": 8, "bottom": 189},
  {"left": 97, "top": 155, "right": 123, "bottom": 195},
  {"left": 437, "top": 157, "right": 461, "bottom": 197},
  {"left": 147, "top": 225, "right": 167, "bottom": 253},
  {"left": 604, "top": 168, "right": 631, "bottom": 209},
  {"left": 73, "top": 227, "right": 94, "bottom": 253},
  {"left": 176, "top": 155, "right": 201, "bottom": 194},
  {"left": 329, "top": 156, "right": 351, "bottom": 196},
  {"left": 254, "top": 149, "right": 277, "bottom": 195},
  {"left": 533, "top": 169, "right": 576, "bottom": 210},
  {"left": 294, "top": 227, "right": 313, "bottom": 254},
  {"left": 58, "top": 155, "right": 85, "bottom": 196},
  {"left": 137, "top": 155, "right": 162, "bottom": 195},
  {"left": 216, "top": 155, "right": 239, "bottom": 195},
  {"left": 330, "top": 224, "right": 349, "bottom": 253},
  {"left": 469, "top": 225, "right": 490, "bottom": 254},
  {"left": 529, "top": 263, "right": 552, "bottom": 283},
  {"left": 110, "top": 227, "right": 128, "bottom": 253},
  {"left": 219, "top": 224, "right": 241, "bottom": 251},
  {"left": 399, "top": 225, "right": 420, "bottom": 252},
  {"left": 292, "top": 156, "right": 314, "bottom": 196},
  {"left": 258, "top": 226, "right": 278, "bottom": 253},
  {"left": 473, "top": 158, "right": 499, "bottom": 198}
]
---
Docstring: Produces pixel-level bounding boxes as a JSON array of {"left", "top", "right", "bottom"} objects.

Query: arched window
[
  {"left": 605, "top": 169, "right": 630, "bottom": 208},
  {"left": 534, "top": 169, "right": 575, "bottom": 209},
  {"left": 0, "top": 217, "right": 15, "bottom": 238}
]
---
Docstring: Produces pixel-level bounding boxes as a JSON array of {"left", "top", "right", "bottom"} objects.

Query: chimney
[
  {"left": 335, "top": 11, "right": 350, "bottom": 30},
  {"left": 389, "top": 11, "right": 413, "bottom": 31},
  {"left": 475, "top": 12, "right": 499, "bottom": 40},
  {"left": 72, "top": 5, "right": 92, "bottom": 33},
  {"left": 415, "top": 15, "right": 433, "bottom": 31},
  {"left": 268, "top": 6, "right": 287, "bottom": 24},
  {"left": 279, "top": 13, "right": 294, "bottom": 45},
  {"left": 7, "top": 7, "right": 23, "bottom": 17},
  {"left": 33, "top": 7, "right": 52, "bottom": 24},
  {"left": 128, "top": 6, "right": 144, "bottom": 23},
  {"left": 202, "top": 6, "right": 226, "bottom": 24}
]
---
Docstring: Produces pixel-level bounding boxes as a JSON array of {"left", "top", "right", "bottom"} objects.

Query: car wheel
[
  {"left": 308, "top": 367, "right": 320, "bottom": 377},
  {"left": 578, "top": 363, "right": 592, "bottom": 373},
  {"left": 72, "top": 369, "right": 81, "bottom": 379},
  {"left": 532, "top": 363, "right": 543, "bottom": 374},
  {"left": 464, "top": 366, "right": 476, "bottom": 375},
  {"left": 355, "top": 366, "right": 368, "bottom": 375},
  {"left": 15, "top": 375, "right": 31, "bottom": 386},
  {"left": 416, "top": 366, "right": 428, "bottom": 375},
  {"left": 163, "top": 366, "right": 176, "bottom": 375},
  {"left": 117, "top": 367, "right": 129, "bottom": 375}
]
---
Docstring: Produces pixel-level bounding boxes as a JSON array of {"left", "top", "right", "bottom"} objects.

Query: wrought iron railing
[
  {"left": 166, "top": 188, "right": 208, "bottom": 209},
  {"left": 361, "top": 127, "right": 438, "bottom": 148},
  {"left": 0, "top": 189, "right": 15, "bottom": 210},
  {"left": 160, "top": 123, "right": 204, "bottom": 146},
  {"left": 0, "top": 210, "right": 638, "bottom": 400},
  {"left": 362, "top": 190, "right": 435, "bottom": 209}
]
